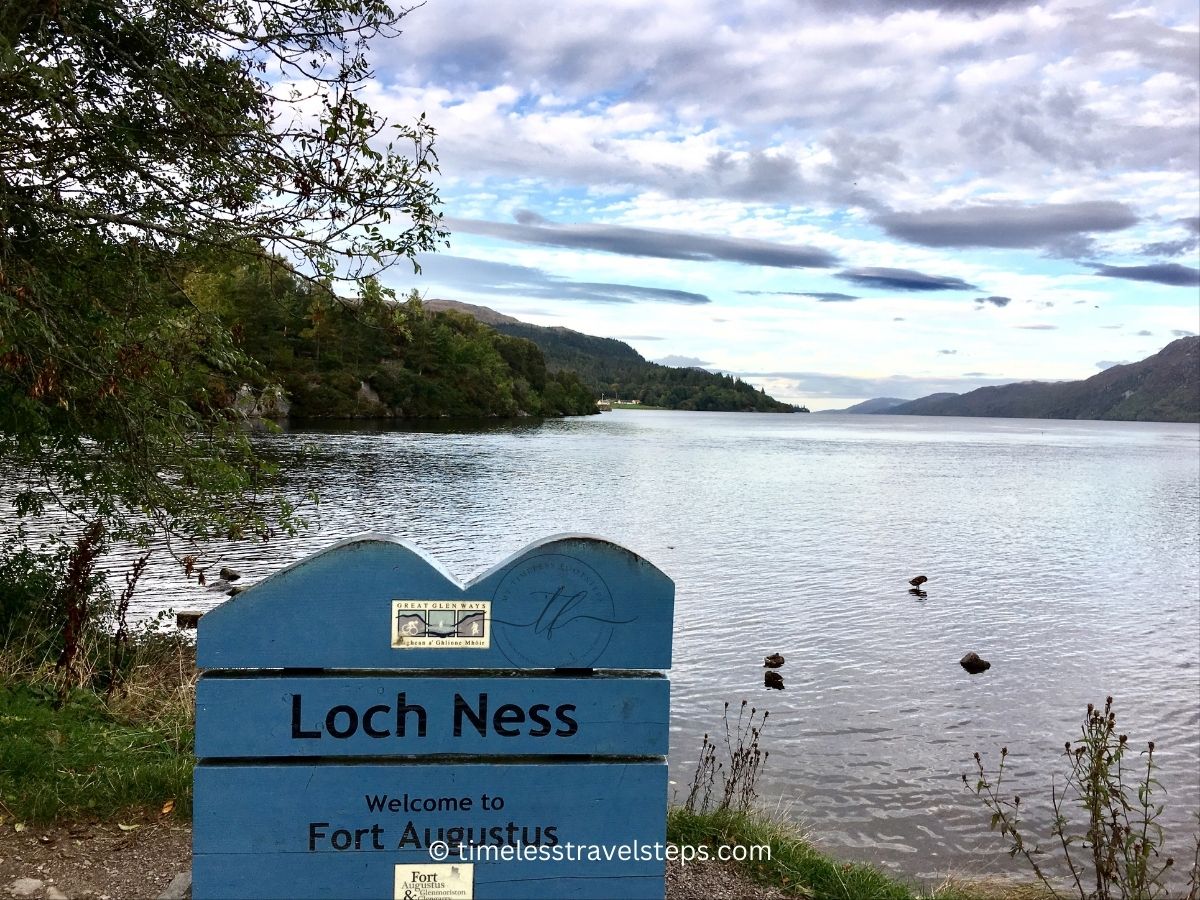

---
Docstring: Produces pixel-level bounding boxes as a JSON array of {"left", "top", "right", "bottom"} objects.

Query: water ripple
[{"left": 5, "top": 411, "right": 1196, "bottom": 886}]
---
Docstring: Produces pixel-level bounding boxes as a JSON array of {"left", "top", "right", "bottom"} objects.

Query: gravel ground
[
  {"left": 665, "top": 857, "right": 796, "bottom": 899},
  {"left": 0, "top": 818, "right": 189, "bottom": 900},
  {"left": 2, "top": 821, "right": 790, "bottom": 900}
]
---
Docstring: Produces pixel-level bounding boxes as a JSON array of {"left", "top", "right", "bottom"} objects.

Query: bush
[
  {"left": 0, "top": 539, "right": 70, "bottom": 643},
  {"left": 0, "top": 528, "right": 173, "bottom": 701},
  {"left": 0, "top": 536, "right": 110, "bottom": 678}
]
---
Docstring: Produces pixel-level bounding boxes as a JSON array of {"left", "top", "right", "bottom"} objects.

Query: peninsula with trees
[{"left": 427, "top": 299, "right": 799, "bottom": 413}]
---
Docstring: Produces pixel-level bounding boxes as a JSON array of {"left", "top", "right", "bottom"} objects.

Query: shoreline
[{"left": 0, "top": 809, "right": 1044, "bottom": 900}]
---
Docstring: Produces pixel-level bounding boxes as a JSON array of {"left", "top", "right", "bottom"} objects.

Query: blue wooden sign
[{"left": 193, "top": 534, "right": 674, "bottom": 900}]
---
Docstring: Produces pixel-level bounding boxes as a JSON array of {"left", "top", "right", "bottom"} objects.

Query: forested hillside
[
  {"left": 192, "top": 260, "right": 597, "bottom": 420},
  {"left": 427, "top": 300, "right": 797, "bottom": 412}
]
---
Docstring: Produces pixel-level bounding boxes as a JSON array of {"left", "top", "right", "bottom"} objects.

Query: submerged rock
[
  {"left": 219, "top": 566, "right": 240, "bottom": 582},
  {"left": 960, "top": 652, "right": 991, "bottom": 674}
]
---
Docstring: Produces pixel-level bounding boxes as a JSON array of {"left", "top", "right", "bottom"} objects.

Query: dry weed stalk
[
  {"left": 686, "top": 699, "right": 770, "bottom": 814},
  {"left": 965, "top": 697, "right": 1192, "bottom": 900}
]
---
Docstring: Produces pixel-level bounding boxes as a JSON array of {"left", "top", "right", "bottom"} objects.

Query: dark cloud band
[
  {"left": 446, "top": 215, "right": 839, "bottom": 269},
  {"left": 410, "top": 254, "right": 711, "bottom": 305},
  {"left": 1087, "top": 262, "right": 1200, "bottom": 287},
  {"left": 837, "top": 266, "right": 977, "bottom": 291},
  {"left": 1140, "top": 216, "right": 1200, "bottom": 256},
  {"left": 737, "top": 290, "right": 860, "bottom": 301},
  {"left": 873, "top": 202, "right": 1137, "bottom": 250}
]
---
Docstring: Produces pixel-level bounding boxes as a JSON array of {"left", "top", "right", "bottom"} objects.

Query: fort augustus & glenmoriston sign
[{"left": 193, "top": 533, "right": 675, "bottom": 899}]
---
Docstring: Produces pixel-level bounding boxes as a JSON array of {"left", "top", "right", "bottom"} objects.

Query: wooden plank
[
  {"left": 196, "top": 535, "right": 674, "bottom": 671},
  {"left": 193, "top": 762, "right": 667, "bottom": 899},
  {"left": 195, "top": 675, "right": 669, "bottom": 758}
]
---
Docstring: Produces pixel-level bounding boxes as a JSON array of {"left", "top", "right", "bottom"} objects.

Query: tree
[{"left": 0, "top": 0, "right": 445, "bottom": 545}]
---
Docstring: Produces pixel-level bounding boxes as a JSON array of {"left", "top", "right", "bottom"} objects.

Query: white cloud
[{"left": 364, "top": 0, "right": 1199, "bottom": 399}]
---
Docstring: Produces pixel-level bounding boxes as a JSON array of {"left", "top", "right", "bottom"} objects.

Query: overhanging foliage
[{"left": 0, "top": 0, "right": 446, "bottom": 542}]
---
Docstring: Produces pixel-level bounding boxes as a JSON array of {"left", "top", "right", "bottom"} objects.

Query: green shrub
[
  {"left": 0, "top": 536, "right": 110, "bottom": 676},
  {"left": 0, "top": 539, "right": 67, "bottom": 642}
]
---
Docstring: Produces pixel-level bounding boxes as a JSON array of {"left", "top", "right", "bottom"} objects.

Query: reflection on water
[{"left": 4, "top": 411, "right": 1198, "bottom": 885}]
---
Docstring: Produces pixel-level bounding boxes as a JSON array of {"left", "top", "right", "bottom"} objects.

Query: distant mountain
[
  {"left": 828, "top": 397, "right": 910, "bottom": 414},
  {"left": 429, "top": 301, "right": 798, "bottom": 412},
  {"left": 893, "top": 392, "right": 958, "bottom": 409},
  {"left": 883, "top": 337, "right": 1199, "bottom": 423}
]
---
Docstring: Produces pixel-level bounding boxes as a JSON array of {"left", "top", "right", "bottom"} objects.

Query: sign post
[{"left": 193, "top": 534, "right": 674, "bottom": 899}]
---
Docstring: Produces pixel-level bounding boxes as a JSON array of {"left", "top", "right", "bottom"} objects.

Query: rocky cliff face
[{"left": 233, "top": 384, "right": 291, "bottom": 419}]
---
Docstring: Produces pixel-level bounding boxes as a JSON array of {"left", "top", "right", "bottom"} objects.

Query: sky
[{"left": 370, "top": 0, "right": 1199, "bottom": 409}]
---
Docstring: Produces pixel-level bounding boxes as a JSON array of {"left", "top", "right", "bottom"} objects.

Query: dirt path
[
  {"left": 0, "top": 818, "right": 189, "bottom": 900},
  {"left": 2, "top": 820, "right": 790, "bottom": 900}
]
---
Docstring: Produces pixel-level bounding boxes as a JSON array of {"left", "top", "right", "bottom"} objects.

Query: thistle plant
[{"left": 965, "top": 696, "right": 1193, "bottom": 900}]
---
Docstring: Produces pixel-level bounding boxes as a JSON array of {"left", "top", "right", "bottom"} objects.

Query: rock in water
[
  {"left": 909, "top": 575, "right": 929, "bottom": 588},
  {"left": 764, "top": 671, "right": 785, "bottom": 690},
  {"left": 960, "top": 652, "right": 991, "bottom": 674},
  {"left": 764, "top": 653, "right": 785, "bottom": 668},
  {"left": 219, "top": 566, "right": 240, "bottom": 582}
]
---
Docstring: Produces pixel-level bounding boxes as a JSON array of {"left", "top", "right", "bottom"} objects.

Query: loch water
[{"left": 27, "top": 411, "right": 1200, "bottom": 884}]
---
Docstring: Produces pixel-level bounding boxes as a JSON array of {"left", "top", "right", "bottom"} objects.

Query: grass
[
  {"left": 0, "top": 641, "right": 196, "bottom": 824},
  {"left": 668, "top": 806, "right": 1051, "bottom": 900}
]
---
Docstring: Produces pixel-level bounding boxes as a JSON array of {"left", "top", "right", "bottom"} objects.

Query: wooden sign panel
[
  {"left": 196, "top": 674, "right": 669, "bottom": 757},
  {"left": 193, "top": 534, "right": 674, "bottom": 900},
  {"left": 196, "top": 534, "right": 674, "bottom": 671},
  {"left": 194, "top": 763, "right": 666, "bottom": 899}
]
